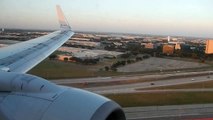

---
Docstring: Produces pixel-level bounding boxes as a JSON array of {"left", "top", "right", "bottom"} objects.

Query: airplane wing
[
  {"left": 0, "top": 6, "right": 125, "bottom": 120},
  {"left": 0, "top": 5, "right": 74, "bottom": 73}
]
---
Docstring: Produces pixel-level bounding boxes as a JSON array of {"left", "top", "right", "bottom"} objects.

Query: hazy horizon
[{"left": 1, "top": 0, "right": 213, "bottom": 38}]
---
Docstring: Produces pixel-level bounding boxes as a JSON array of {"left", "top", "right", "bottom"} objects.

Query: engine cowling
[{"left": 0, "top": 72, "right": 126, "bottom": 120}]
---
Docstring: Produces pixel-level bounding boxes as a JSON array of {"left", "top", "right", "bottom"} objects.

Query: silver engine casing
[{"left": 0, "top": 72, "right": 126, "bottom": 120}]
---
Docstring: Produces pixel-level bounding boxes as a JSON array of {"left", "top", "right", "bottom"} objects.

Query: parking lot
[{"left": 117, "top": 57, "right": 209, "bottom": 72}]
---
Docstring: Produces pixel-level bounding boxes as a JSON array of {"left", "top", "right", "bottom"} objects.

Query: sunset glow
[{"left": 1, "top": 0, "right": 213, "bottom": 37}]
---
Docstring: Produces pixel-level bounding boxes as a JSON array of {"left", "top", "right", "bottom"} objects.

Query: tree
[
  {"left": 49, "top": 54, "right": 58, "bottom": 60},
  {"left": 105, "top": 66, "right": 109, "bottom": 71},
  {"left": 136, "top": 57, "right": 142, "bottom": 61},
  {"left": 69, "top": 57, "right": 73, "bottom": 61},
  {"left": 111, "top": 67, "right": 117, "bottom": 71},
  {"left": 143, "top": 55, "right": 150, "bottom": 59},
  {"left": 64, "top": 57, "right": 69, "bottom": 61},
  {"left": 127, "top": 60, "right": 131, "bottom": 64},
  {"left": 121, "top": 61, "right": 126, "bottom": 66},
  {"left": 120, "top": 53, "right": 131, "bottom": 58}
]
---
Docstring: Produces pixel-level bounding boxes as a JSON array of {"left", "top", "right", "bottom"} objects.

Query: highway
[
  {"left": 53, "top": 71, "right": 213, "bottom": 84},
  {"left": 53, "top": 71, "right": 213, "bottom": 94},
  {"left": 85, "top": 74, "right": 213, "bottom": 94},
  {"left": 52, "top": 71, "right": 213, "bottom": 120},
  {"left": 124, "top": 104, "right": 213, "bottom": 120}
]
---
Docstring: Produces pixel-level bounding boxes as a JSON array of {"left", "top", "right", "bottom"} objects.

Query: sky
[{"left": 0, "top": 0, "right": 213, "bottom": 37}]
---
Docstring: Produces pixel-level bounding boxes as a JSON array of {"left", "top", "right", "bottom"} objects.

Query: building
[
  {"left": 168, "top": 36, "right": 170, "bottom": 42},
  {"left": 58, "top": 55, "right": 75, "bottom": 62},
  {"left": 144, "top": 43, "right": 154, "bottom": 49},
  {"left": 175, "top": 43, "right": 181, "bottom": 50},
  {"left": 181, "top": 44, "right": 193, "bottom": 53},
  {"left": 205, "top": 40, "right": 213, "bottom": 54},
  {"left": 163, "top": 44, "right": 175, "bottom": 55}
]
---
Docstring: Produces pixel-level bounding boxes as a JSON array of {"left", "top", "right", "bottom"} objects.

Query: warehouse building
[{"left": 205, "top": 40, "right": 213, "bottom": 54}]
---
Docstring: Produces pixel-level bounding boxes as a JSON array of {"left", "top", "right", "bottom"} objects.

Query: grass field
[
  {"left": 28, "top": 59, "right": 122, "bottom": 79},
  {"left": 28, "top": 60, "right": 94, "bottom": 79},
  {"left": 28, "top": 57, "right": 213, "bottom": 79},
  {"left": 105, "top": 92, "right": 213, "bottom": 107}
]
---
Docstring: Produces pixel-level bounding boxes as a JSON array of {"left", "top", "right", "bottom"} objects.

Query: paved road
[
  {"left": 84, "top": 74, "right": 213, "bottom": 94},
  {"left": 52, "top": 71, "right": 213, "bottom": 84},
  {"left": 52, "top": 71, "right": 213, "bottom": 94},
  {"left": 124, "top": 104, "right": 213, "bottom": 120},
  {"left": 53, "top": 72, "right": 213, "bottom": 120},
  {"left": 129, "top": 115, "right": 213, "bottom": 120}
]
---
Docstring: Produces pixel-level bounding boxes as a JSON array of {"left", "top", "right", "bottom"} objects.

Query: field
[
  {"left": 28, "top": 59, "right": 121, "bottom": 79},
  {"left": 28, "top": 57, "right": 212, "bottom": 79},
  {"left": 105, "top": 92, "right": 213, "bottom": 107},
  {"left": 28, "top": 59, "right": 213, "bottom": 108},
  {"left": 117, "top": 57, "right": 209, "bottom": 72}
]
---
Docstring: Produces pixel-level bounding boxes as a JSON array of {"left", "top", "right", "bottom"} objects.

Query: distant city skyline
[{"left": 1, "top": 0, "right": 213, "bottom": 38}]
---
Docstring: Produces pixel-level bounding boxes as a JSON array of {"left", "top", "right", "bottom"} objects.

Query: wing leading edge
[
  {"left": 0, "top": 6, "right": 74, "bottom": 73},
  {"left": 0, "top": 6, "right": 126, "bottom": 120}
]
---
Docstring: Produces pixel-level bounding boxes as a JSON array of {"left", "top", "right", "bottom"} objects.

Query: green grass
[
  {"left": 28, "top": 58, "right": 213, "bottom": 80},
  {"left": 28, "top": 59, "right": 122, "bottom": 79},
  {"left": 105, "top": 92, "right": 213, "bottom": 107},
  {"left": 28, "top": 60, "right": 95, "bottom": 79}
]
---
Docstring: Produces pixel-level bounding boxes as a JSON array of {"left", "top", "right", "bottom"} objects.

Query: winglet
[{"left": 56, "top": 5, "right": 71, "bottom": 30}]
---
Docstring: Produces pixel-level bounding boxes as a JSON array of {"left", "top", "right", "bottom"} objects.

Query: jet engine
[{"left": 0, "top": 72, "right": 126, "bottom": 120}]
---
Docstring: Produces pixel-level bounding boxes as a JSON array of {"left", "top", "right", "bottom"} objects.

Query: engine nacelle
[
  {"left": 41, "top": 88, "right": 126, "bottom": 120},
  {"left": 0, "top": 72, "right": 126, "bottom": 120}
]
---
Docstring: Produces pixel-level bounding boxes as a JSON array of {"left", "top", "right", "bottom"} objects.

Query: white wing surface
[{"left": 0, "top": 6, "right": 74, "bottom": 73}]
